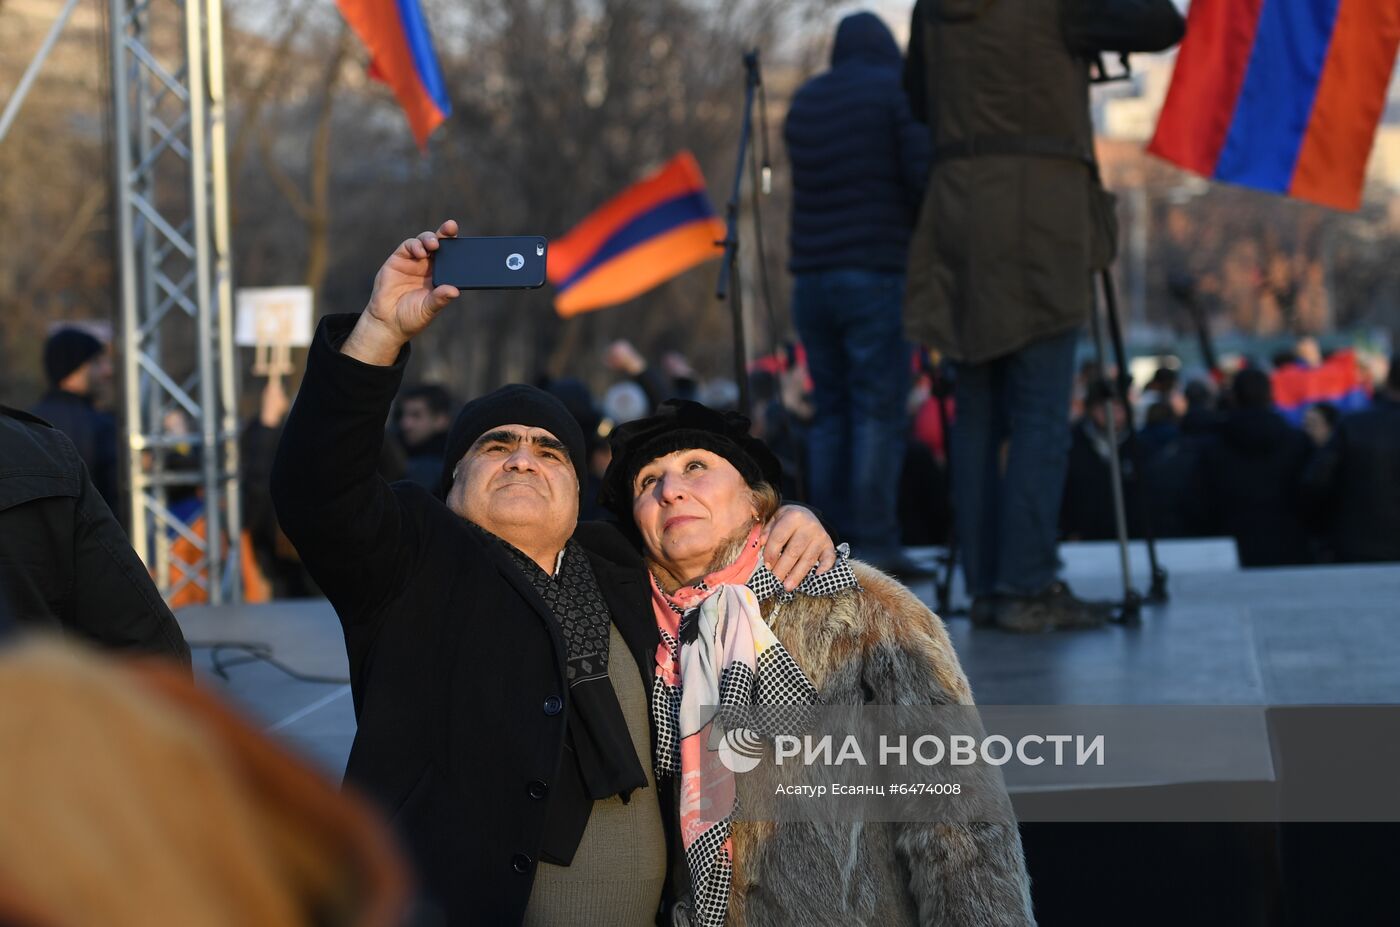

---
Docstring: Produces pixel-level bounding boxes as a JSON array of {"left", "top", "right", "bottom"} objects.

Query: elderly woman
[{"left": 600, "top": 400, "right": 1034, "bottom": 927}]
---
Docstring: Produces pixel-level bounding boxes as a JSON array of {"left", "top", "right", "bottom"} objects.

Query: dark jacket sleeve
[
  {"left": 1300, "top": 428, "right": 1343, "bottom": 527},
  {"left": 893, "top": 85, "right": 931, "bottom": 213},
  {"left": 240, "top": 419, "right": 281, "bottom": 544},
  {"left": 903, "top": 0, "right": 930, "bottom": 124},
  {"left": 1301, "top": 433, "right": 1342, "bottom": 495},
  {"left": 270, "top": 315, "right": 421, "bottom": 626},
  {"left": 631, "top": 365, "right": 674, "bottom": 414},
  {"left": 90, "top": 412, "right": 122, "bottom": 516},
  {"left": 69, "top": 460, "right": 192, "bottom": 668}
]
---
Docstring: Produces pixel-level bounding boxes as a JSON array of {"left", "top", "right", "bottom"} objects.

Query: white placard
[{"left": 235, "top": 287, "right": 314, "bottom": 348}]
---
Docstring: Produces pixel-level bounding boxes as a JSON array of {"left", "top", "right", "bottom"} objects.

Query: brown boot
[
  {"left": 969, "top": 595, "right": 1002, "bottom": 628},
  {"left": 995, "top": 581, "right": 1112, "bottom": 633}
]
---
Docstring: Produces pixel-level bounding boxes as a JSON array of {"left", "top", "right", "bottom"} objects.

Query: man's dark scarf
[{"left": 501, "top": 537, "right": 648, "bottom": 802}]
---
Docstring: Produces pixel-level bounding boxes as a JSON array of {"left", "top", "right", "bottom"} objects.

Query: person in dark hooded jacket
[
  {"left": 1202, "top": 369, "right": 1311, "bottom": 567},
  {"left": 784, "top": 11, "right": 930, "bottom": 577},
  {"left": 1303, "top": 357, "right": 1400, "bottom": 563},
  {"left": 31, "top": 328, "right": 120, "bottom": 513}
]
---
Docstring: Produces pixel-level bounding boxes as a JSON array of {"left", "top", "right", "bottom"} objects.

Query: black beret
[
  {"left": 437, "top": 384, "right": 587, "bottom": 499},
  {"left": 598, "top": 399, "right": 782, "bottom": 520}
]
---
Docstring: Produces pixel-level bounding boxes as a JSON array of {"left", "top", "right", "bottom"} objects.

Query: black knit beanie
[
  {"left": 437, "top": 384, "right": 587, "bottom": 499},
  {"left": 44, "top": 328, "right": 104, "bottom": 386},
  {"left": 599, "top": 399, "right": 783, "bottom": 520}
]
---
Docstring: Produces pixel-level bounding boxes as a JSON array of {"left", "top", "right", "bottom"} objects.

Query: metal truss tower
[{"left": 109, "top": 0, "right": 241, "bottom": 604}]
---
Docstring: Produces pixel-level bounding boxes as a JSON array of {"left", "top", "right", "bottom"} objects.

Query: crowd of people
[
  {"left": 1060, "top": 353, "right": 1400, "bottom": 567},
  {"left": 345, "top": 338, "right": 1400, "bottom": 595}
]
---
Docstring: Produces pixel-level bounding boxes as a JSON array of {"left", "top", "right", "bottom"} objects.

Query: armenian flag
[
  {"left": 1271, "top": 348, "right": 1371, "bottom": 425},
  {"left": 336, "top": 0, "right": 451, "bottom": 148},
  {"left": 548, "top": 152, "right": 726, "bottom": 317},
  {"left": 1148, "top": 0, "right": 1400, "bottom": 211}
]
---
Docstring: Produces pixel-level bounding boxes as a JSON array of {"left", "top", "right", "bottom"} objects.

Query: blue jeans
[
  {"left": 792, "top": 269, "right": 911, "bottom": 561},
  {"left": 951, "top": 329, "right": 1078, "bottom": 597}
]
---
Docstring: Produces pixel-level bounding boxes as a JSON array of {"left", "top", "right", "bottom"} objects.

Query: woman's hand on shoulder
[{"left": 763, "top": 504, "right": 838, "bottom": 591}]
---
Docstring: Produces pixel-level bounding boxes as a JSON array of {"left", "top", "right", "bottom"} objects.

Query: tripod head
[
  {"left": 1088, "top": 51, "right": 1134, "bottom": 84},
  {"left": 742, "top": 50, "right": 771, "bottom": 194}
]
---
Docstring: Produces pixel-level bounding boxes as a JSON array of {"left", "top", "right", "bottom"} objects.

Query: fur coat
[{"left": 726, "top": 562, "right": 1036, "bottom": 926}]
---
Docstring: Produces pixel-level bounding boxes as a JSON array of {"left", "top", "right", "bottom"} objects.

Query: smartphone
[{"left": 431, "top": 236, "right": 548, "bottom": 290}]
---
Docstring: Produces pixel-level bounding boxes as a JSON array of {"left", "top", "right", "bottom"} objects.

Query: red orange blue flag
[
  {"left": 1271, "top": 348, "right": 1371, "bottom": 425},
  {"left": 335, "top": 0, "right": 451, "bottom": 149},
  {"left": 547, "top": 152, "right": 726, "bottom": 318},
  {"left": 1148, "top": 0, "right": 1400, "bottom": 211}
]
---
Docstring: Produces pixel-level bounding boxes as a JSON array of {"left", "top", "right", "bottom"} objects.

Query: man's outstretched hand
[{"left": 342, "top": 220, "right": 462, "bottom": 365}]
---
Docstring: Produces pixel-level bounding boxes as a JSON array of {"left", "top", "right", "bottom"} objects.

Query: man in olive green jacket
[{"left": 902, "top": 0, "right": 1113, "bottom": 631}]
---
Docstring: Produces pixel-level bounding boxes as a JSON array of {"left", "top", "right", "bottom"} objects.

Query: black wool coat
[
  {"left": 270, "top": 316, "right": 669, "bottom": 926},
  {"left": 0, "top": 405, "right": 190, "bottom": 665},
  {"left": 1201, "top": 409, "right": 1312, "bottom": 567},
  {"left": 1304, "top": 395, "right": 1400, "bottom": 563}
]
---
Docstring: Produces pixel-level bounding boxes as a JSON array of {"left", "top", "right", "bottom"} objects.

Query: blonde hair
[{"left": 749, "top": 482, "right": 780, "bottom": 523}]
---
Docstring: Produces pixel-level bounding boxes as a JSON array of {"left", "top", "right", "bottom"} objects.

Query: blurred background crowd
[{"left": 217, "top": 329, "right": 1396, "bottom": 599}]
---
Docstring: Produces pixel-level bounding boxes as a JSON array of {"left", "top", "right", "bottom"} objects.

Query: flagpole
[{"left": 716, "top": 49, "right": 763, "bottom": 412}]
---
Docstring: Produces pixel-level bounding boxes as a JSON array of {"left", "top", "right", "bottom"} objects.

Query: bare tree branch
[
  {"left": 17, "top": 182, "right": 106, "bottom": 305},
  {"left": 227, "top": 0, "right": 319, "bottom": 189},
  {"left": 254, "top": 119, "right": 313, "bottom": 221},
  {"left": 304, "top": 24, "right": 353, "bottom": 290}
]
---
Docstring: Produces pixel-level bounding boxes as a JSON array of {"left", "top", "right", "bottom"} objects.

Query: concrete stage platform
[{"left": 176, "top": 538, "right": 1400, "bottom": 778}]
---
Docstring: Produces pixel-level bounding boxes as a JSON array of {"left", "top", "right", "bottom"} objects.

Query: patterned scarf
[
  {"left": 502, "top": 538, "right": 648, "bottom": 801},
  {"left": 650, "top": 525, "right": 860, "bottom": 927}
]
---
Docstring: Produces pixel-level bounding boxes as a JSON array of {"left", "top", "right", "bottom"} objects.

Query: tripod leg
[
  {"left": 1187, "top": 293, "right": 1221, "bottom": 378},
  {"left": 939, "top": 526, "right": 958, "bottom": 617},
  {"left": 717, "top": 55, "right": 760, "bottom": 411},
  {"left": 1089, "top": 277, "right": 1139, "bottom": 620},
  {"left": 933, "top": 388, "right": 957, "bottom": 618},
  {"left": 1100, "top": 269, "right": 1168, "bottom": 603}
]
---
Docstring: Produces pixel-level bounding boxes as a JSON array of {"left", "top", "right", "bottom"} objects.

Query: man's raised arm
[{"left": 271, "top": 222, "right": 462, "bottom": 624}]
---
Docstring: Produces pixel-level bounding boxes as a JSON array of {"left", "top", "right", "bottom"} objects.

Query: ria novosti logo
[
  {"left": 717, "top": 730, "right": 1107, "bottom": 772},
  {"left": 717, "top": 727, "right": 765, "bottom": 773}
]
